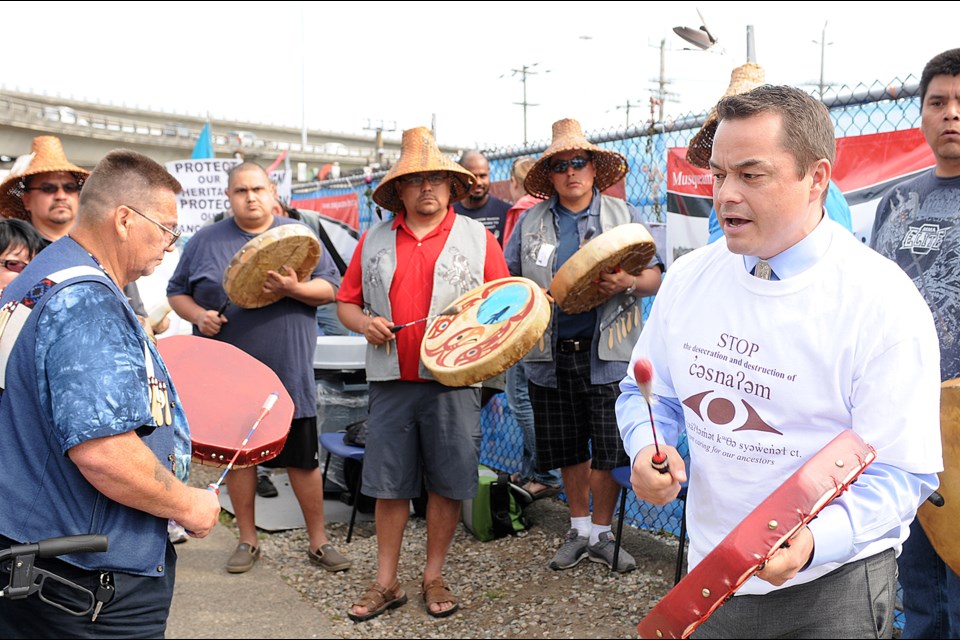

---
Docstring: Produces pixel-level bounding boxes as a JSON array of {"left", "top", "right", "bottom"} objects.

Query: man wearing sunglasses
[
  {"left": 0, "top": 136, "right": 164, "bottom": 339},
  {"left": 504, "top": 118, "right": 664, "bottom": 574},
  {"left": 0, "top": 136, "right": 87, "bottom": 243}
]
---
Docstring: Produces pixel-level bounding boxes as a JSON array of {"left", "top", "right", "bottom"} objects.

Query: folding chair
[
  {"left": 610, "top": 465, "right": 688, "bottom": 584},
  {"left": 319, "top": 431, "right": 365, "bottom": 543}
]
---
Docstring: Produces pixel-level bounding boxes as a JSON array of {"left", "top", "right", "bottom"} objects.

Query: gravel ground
[{"left": 189, "top": 465, "right": 680, "bottom": 639}]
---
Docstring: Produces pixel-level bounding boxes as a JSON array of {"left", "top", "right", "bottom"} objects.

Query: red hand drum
[
  {"left": 637, "top": 430, "right": 876, "bottom": 639},
  {"left": 157, "top": 335, "right": 294, "bottom": 468}
]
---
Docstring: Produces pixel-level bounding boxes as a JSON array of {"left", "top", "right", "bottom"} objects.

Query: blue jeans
[
  {"left": 316, "top": 303, "right": 349, "bottom": 336},
  {"left": 900, "top": 517, "right": 960, "bottom": 638},
  {"left": 506, "top": 362, "right": 560, "bottom": 486}
]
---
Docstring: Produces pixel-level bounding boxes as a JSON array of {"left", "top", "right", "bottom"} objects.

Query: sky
[{"left": 2, "top": 2, "right": 951, "bottom": 151}]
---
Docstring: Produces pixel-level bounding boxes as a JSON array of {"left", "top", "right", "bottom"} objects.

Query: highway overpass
[{"left": 0, "top": 89, "right": 462, "bottom": 182}]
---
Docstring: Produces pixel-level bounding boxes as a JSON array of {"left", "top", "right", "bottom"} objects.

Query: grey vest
[
  {"left": 361, "top": 214, "right": 487, "bottom": 381},
  {"left": 519, "top": 195, "right": 642, "bottom": 364}
]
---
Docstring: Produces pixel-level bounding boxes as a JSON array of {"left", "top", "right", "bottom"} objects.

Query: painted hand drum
[
  {"left": 223, "top": 224, "right": 321, "bottom": 309},
  {"left": 157, "top": 335, "right": 294, "bottom": 468},
  {"left": 421, "top": 277, "right": 551, "bottom": 387},
  {"left": 637, "top": 430, "right": 876, "bottom": 639},
  {"left": 917, "top": 378, "right": 960, "bottom": 574},
  {"left": 550, "top": 222, "right": 656, "bottom": 314}
]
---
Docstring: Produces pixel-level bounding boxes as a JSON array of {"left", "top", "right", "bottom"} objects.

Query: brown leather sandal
[
  {"left": 421, "top": 577, "right": 460, "bottom": 618},
  {"left": 348, "top": 581, "right": 408, "bottom": 622}
]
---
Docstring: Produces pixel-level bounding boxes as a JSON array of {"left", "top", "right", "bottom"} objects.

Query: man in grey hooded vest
[{"left": 504, "top": 118, "right": 664, "bottom": 573}]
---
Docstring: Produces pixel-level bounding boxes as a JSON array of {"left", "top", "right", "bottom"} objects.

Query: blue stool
[
  {"left": 610, "top": 465, "right": 688, "bottom": 584},
  {"left": 319, "top": 432, "right": 366, "bottom": 543}
]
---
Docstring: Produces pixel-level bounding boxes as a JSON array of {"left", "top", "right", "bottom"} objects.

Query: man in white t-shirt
[{"left": 617, "top": 85, "right": 942, "bottom": 638}]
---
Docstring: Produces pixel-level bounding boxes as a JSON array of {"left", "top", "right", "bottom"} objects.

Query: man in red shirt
[{"left": 338, "top": 127, "right": 509, "bottom": 622}]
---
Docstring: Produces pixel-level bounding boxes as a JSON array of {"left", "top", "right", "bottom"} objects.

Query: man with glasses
[
  {"left": 0, "top": 149, "right": 222, "bottom": 637},
  {"left": 167, "top": 161, "right": 351, "bottom": 575},
  {"left": 503, "top": 118, "right": 664, "bottom": 573},
  {"left": 337, "top": 127, "right": 509, "bottom": 622}
]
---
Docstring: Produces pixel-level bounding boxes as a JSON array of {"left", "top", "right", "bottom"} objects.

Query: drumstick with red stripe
[
  {"left": 207, "top": 392, "right": 280, "bottom": 495},
  {"left": 389, "top": 304, "right": 461, "bottom": 333},
  {"left": 633, "top": 358, "right": 670, "bottom": 474}
]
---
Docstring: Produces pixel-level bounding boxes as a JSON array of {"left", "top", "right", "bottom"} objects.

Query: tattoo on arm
[{"left": 153, "top": 461, "right": 174, "bottom": 491}]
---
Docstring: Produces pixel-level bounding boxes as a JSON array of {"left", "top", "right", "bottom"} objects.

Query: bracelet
[{"left": 625, "top": 276, "right": 637, "bottom": 296}]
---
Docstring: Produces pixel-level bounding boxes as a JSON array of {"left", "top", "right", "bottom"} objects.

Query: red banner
[
  {"left": 291, "top": 193, "right": 359, "bottom": 230},
  {"left": 664, "top": 128, "right": 936, "bottom": 266}
]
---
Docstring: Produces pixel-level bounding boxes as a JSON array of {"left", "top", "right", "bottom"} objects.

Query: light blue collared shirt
[{"left": 744, "top": 210, "right": 833, "bottom": 281}]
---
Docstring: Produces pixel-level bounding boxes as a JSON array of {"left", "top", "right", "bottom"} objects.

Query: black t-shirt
[{"left": 453, "top": 196, "right": 511, "bottom": 245}]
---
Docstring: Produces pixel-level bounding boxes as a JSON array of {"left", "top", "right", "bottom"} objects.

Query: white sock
[
  {"left": 589, "top": 523, "right": 612, "bottom": 546},
  {"left": 571, "top": 516, "right": 591, "bottom": 539}
]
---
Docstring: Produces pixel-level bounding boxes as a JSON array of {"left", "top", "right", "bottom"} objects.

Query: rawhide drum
[
  {"left": 157, "top": 335, "right": 295, "bottom": 468},
  {"left": 917, "top": 377, "right": 960, "bottom": 575},
  {"left": 223, "top": 224, "right": 321, "bottom": 309},
  {"left": 421, "top": 277, "right": 551, "bottom": 387},
  {"left": 637, "top": 430, "right": 876, "bottom": 639},
  {"left": 550, "top": 222, "right": 656, "bottom": 314}
]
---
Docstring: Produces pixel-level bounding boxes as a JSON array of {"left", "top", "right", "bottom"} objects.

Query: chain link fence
[{"left": 299, "top": 76, "right": 922, "bottom": 549}]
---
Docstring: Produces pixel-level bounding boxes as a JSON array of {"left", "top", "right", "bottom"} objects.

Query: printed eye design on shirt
[{"left": 682, "top": 390, "right": 782, "bottom": 435}]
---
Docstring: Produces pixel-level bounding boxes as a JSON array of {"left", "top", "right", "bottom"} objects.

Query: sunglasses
[
  {"left": 24, "top": 183, "right": 81, "bottom": 195},
  {"left": 549, "top": 156, "right": 591, "bottom": 173},
  {"left": 2, "top": 259, "right": 27, "bottom": 273}
]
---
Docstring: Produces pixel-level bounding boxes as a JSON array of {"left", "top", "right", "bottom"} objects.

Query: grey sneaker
[
  {"left": 588, "top": 531, "right": 637, "bottom": 573},
  {"left": 548, "top": 528, "right": 589, "bottom": 570}
]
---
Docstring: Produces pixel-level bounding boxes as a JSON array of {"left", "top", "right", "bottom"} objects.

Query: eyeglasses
[
  {"left": 125, "top": 204, "right": 182, "bottom": 248},
  {"left": 549, "top": 156, "right": 591, "bottom": 174},
  {"left": 24, "top": 182, "right": 81, "bottom": 195},
  {"left": 399, "top": 172, "right": 449, "bottom": 187},
  {"left": 1, "top": 259, "right": 27, "bottom": 273}
]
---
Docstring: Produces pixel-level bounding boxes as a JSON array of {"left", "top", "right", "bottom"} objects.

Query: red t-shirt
[{"left": 338, "top": 206, "right": 509, "bottom": 381}]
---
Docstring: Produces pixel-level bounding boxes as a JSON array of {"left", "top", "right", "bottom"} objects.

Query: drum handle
[{"left": 207, "top": 392, "right": 280, "bottom": 494}]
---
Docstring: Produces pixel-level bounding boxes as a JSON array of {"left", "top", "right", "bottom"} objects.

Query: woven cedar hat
[
  {"left": 524, "top": 118, "right": 628, "bottom": 200},
  {"left": 685, "top": 63, "right": 766, "bottom": 168},
  {"left": 372, "top": 127, "right": 476, "bottom": 213},
  {"left": 0, "top": 136, "right": 89, "bottom": 220}
]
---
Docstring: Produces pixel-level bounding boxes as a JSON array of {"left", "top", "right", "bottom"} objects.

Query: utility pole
[
  {"left": 649, "top": 38, "right": 677, "bottom": 122},
  {"left": 502, "top": 63, "right": 549, "bottom": 145},
  {"left": 299, "top": 3, "right": 307, "bottom": 147},
  {"left": 364, "top": 119, "right": 396, "bottom": 168},
  {"left": 615, "top": 99, "right": 644, "bottom": 129},
  {"left": 813, "top": 21, "right": 833, "bottom": 99}
]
